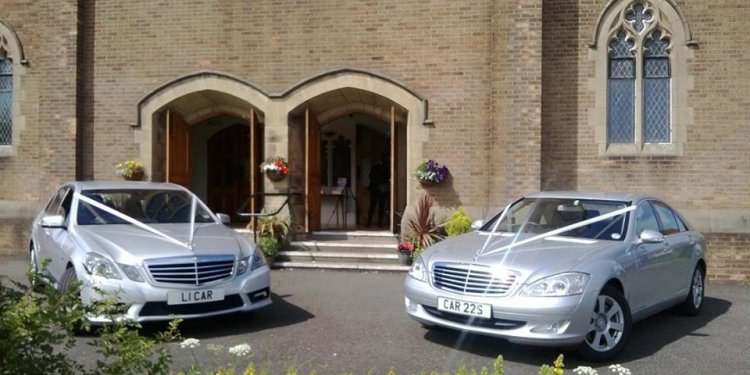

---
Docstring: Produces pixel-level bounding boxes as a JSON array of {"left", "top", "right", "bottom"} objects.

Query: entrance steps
[{"left": 272, "top": 231, "right": 409, "bottom": 272}]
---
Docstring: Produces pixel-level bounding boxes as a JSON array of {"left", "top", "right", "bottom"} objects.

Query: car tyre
[
  {"left": 678, "top": 265, "right": 704, "bottom": 316},
  {"left": 577, "top": 285, "right": 632, "bottom": 362},
  {"left": 29, "top": 243, "right": 40, "bottom": 284},
  {"left": 58, "top": 267, "right": 79, "bottom": 294}
]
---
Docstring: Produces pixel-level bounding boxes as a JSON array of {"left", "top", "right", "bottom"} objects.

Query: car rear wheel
[
  {"left": 578, "top": 286, "right": 631, "bottom": 361},
  {"left": 678, "top": 265, "right": 704, "bottom": 316}
]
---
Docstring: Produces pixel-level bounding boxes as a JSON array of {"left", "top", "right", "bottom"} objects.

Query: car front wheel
[{"left": 578, "top": 285, "right": 632, "bottom": 361}]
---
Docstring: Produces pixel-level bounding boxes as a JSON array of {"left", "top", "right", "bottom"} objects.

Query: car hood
[
  {"left": 75, "top": 223, "right": 248, "bottom": 264},
  {"left": 423, "top": 231, "right": 623, "bottom": 283}
]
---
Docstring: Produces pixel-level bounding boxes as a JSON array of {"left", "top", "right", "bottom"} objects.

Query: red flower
[{"left": 398, "top": 241, "right": 414, "bottom": 252}]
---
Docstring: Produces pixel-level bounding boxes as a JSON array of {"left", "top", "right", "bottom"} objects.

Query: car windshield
[
  {"left": 76, "top": 189, "right": 215, "bottom": 225},
  {"left": 480, "top": 197, "right": 630, "bottom": 241}
]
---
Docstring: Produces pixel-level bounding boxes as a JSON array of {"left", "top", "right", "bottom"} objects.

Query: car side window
[
  {"left": 634, "top": 201, "right": 660, "bottom": 237},
  {"left": 652, "top": 202, "right": 680, "bottom": 235}
]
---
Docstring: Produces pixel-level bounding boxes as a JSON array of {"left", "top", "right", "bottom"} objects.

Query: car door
[
  {"left": 651, "top": 201, "right": 695, "bottom": 298},
  {"left": 629, "top": 200, "right": 672, "bottom": 312},
  {"left": 37, "top": 186, "right": 74, "bottom": 282}
]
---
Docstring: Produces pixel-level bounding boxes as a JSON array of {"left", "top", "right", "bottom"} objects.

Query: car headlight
[
  {"left": 118, "top": 263, "right": 144, "bottom": 282},
  {"left": 247, "top": 254, "right": 266, "bottom": 272},
  {"left": 408, "top": 256, "right": 427, "bottom": 282},
  {"left": 83, "top": 252, "right": 122, "bottom": 280},
  {"left": 521, "top": 272, "right": 590, "bottom": 297}
]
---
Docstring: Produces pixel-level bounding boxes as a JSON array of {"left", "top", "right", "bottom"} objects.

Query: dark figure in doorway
[{"left": 367, "top": 157, "right": 389, "bottom": 227}]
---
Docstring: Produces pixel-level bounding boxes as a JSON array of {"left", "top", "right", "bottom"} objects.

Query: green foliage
[
  {"left": 258, "top": 236, "right": 281, "bottom": 258},
  {"left": 0, "top": 264, "right": 179, "bottom": 375},
  {"left": 445, "top": 208, "right": 472, "bottom": 238},
  {"left": 494, "top": 355, "right": 504, "bottom": 375},
  {"left": 538, "top": 354, "right": 565, "bottom": 375}
]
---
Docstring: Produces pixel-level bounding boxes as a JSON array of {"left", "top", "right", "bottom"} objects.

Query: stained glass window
[
  {"left": 608, "top": 31, "right": 635, "bottom": 143},
  {"left": 0, "top": 57, "right": 11, "bottom": 145}
]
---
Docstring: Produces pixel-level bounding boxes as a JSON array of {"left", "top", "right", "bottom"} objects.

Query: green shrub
[
  {"left": 445, "top": 208, "right": 472, "bottom": 238},
  {"left": 258, "top": 236, "right": 282, "bottom": 258},
  {"left": 0, "top": 264, "right": 179, "bottom": 375}
]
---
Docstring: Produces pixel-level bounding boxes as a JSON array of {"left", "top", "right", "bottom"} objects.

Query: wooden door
[
  {"left": 306, "top": 108, "right": 322, "bottom": 232},
  {"left": 207, "top": 124, "right": 250, "bottom": 221},
  {"left": 389, "top": 106, "right": 397, "bottom": 233},
  {"left": 249, "top": 110, "right": 264, "bottom": 214},
  {"left": 167, "top": 111, "right": 190, "bottom": 187}
]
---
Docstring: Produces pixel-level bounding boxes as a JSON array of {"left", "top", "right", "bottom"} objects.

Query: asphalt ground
[{"left": 1, "top": 255, "right": 748, "bottom": 374}]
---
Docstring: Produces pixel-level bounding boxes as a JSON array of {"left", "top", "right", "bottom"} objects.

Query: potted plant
[
  {"left": 397, "top": 241, "right": 415, "bottom": 265},
  {"left": 255, "top": 215, "right": 291, "bottom": 262},
  {"left": 403, "top": 194, "right": 445, "bottom": 249},
  {"left": 260, "top": 157, "right": 290, "bottom": 182},
  {"left": 413, "top": 159, "right": 449, "bottom": 187},
  {"left": 115, "top": 160, "right": 145, "bottom": 181}
]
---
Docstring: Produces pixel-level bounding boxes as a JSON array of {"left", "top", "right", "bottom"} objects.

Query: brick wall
[
  {"left": 705, "top": 233, "right": 750, "bottom": 284},
  {"left": 79, "top": 0, "right": 496, "bottom": 209}
]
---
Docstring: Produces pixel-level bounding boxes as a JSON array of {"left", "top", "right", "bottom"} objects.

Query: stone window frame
[
  {"left": 589, "top": 0, "right": 695, "bottom": 157},
  {"left": 0, "top": 20, "right": 26, "bottom": 157}
]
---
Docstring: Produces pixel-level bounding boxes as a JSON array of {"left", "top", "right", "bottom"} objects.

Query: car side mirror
[
  {"left": 216, "top": 213, "right": 231, "bottom": 225},
  {"left": 471, "top": 219, "right": 484, "bottom": 230},
  {"left": 41, "top": 215, "right": 65, "bottom": 228},
  {"left": 639, "top": 229, "right": 665, "bottom": 244}
]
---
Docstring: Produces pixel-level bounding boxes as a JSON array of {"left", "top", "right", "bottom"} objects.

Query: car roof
[
  {"left": 64, "top": 181, "right": 188, "bottom": 192},
  {"left": 525, "top": 191, "right": 657, "bottom": 203}
]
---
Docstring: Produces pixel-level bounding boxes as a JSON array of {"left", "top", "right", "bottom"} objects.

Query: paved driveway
[{"left": 1, "top": 255, "right": 747, "bottom": 374}]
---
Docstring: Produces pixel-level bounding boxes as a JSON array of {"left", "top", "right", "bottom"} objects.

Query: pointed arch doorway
[
  {"left": 289, "top": 89, "right": 408, "bottom": 233},
  {"left": 161, "top": 94, "right": 265, "bottom": 223}
]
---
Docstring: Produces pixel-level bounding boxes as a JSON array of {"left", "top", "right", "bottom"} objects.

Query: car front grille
[
  {"left": 144, "top": 255, "right": 235, "bottom": 285},
  {"left": 432, "top": 262, "right": 517, "bottom": 296}
]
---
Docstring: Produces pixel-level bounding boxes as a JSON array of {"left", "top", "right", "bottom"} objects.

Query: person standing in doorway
[{"left": 367, "top": 155, "right": 389, "bottom": 228}]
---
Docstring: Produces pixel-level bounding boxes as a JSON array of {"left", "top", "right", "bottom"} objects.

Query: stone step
[
  {"left": 271, "top": 261, "right": 409, "bottom": 272},
  {"left": 286, "top": 240, "right": 396, "bottom": 253},
  {"left": 276, "top": 250, "right": 401, "bottom": 264}
]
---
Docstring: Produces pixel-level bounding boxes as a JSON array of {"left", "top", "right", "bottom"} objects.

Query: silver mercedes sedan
[
  {"left": 405, "top": 191, "right": 705, "bottom": 361},
  {"left": 30, "top": 181, "right": 271, "bottom": 323}
]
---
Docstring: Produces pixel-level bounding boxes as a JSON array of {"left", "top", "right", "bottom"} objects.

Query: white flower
[
  {"left": 572, "top": 366, "right": 598, "bottom": 375},
  {"left": 608, "top": 364, "right": 631, "bottom": 375},
  {"left": 228, "top": 343, "right": 252, "bottom": 357},
  {"left": 180, "top": 338, "right": 201, "bottom": 349}
]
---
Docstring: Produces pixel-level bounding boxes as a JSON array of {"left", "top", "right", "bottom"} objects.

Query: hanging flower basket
[
  {"left": 260, "top": 157, "right": 290, "bottom": 182},
  {"left": 115, "top": 160, "right": 145, "bottom": 181},
  {"left": 413, "top": 159, "right": 449, "bottom": 187}
]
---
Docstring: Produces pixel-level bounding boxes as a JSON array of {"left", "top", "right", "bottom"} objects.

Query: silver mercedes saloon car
[
  {"left": 30, "top": 181, "right": 271, "bottom": 323},
  {"left": 405, "top": 191, "right": 705, "bottom": 361}
]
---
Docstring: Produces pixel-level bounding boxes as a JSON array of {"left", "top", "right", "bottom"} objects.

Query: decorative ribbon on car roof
[
  {"left": 477, "top": 204, "right": 637, "bottom": 259},
  {"left": 76, "top": 193, "right": 193, "bottom": 250}
]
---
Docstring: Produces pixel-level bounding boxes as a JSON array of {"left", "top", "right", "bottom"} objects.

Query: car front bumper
[
  {"left": 404, "top": 275, "right": 597, "bottom": 347},
  {"left": 80, "top": 265, "right": 272, "bottom": 323}
]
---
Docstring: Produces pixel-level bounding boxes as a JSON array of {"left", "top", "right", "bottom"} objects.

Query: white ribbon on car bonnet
[
  {"left": 76, "top": 193, "right": 192, "bottom": 249},
  {"left": 477, "top": 204, "right": 637, "bottom": 258}
]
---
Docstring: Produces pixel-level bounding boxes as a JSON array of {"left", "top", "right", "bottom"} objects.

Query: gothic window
[
  {"left": 0, "top": 42, "right": 13, "bottom": 145},
  {"left": 592, "top": 0, "right": 693, "bottom": 156},
  {"left": 0, "top": 21, "right": 26, "bottom": 156}
]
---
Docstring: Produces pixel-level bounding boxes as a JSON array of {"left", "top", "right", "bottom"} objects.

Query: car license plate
[
  {"left": 167, "top": 289, "right": 225, "bottom": 305},
  {"left": 437, "top": 297, "right": 491, "bottom": 318}
]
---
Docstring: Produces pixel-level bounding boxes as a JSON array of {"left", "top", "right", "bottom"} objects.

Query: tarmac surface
[{"left": 1, "top": 255, "right": 748, "bottom": 374}]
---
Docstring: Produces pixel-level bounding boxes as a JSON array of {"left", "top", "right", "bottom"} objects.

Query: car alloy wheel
[
  {"left": 579, "top": 286, "right": 631, "bottom": 361},
  {"left": 679, "top": 265, "right": 705, "bottom": 316}
]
